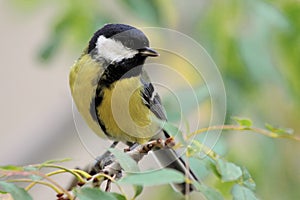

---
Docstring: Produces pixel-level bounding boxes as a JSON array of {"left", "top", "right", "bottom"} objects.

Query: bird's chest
[
  {"left": 98, "top": 77, "right": 157, "bottom": 143},
  {"left": 70, "top": 59, "right": 106, "bottom": 137}
]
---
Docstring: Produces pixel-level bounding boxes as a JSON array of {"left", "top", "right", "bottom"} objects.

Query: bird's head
[{"left": 87, "top": 24, "right": 159, "bottom": 67}]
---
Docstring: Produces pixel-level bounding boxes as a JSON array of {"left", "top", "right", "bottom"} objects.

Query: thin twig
[
  {"left": 37, "top": 164, "right": 86, "bottom": 182},
  {"left": 30, "top": 171, "right": 73, "bottom": 200},
  {"left": 8, "top": 179, "right": 62, "bottom": 194},
  {"left": 187, "top": 125, "right": 300, "bottom": 142},
  {"left": 1, "top": 170, "right": 74, "bottom": 200}
]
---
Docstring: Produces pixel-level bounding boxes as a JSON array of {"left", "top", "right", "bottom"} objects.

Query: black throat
[{"left": 99, "top": 55, "right": 146, "bottom": 87}]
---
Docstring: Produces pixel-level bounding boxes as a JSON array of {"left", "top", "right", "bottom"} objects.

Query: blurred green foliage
[{"left": 9, "top": 0, "right": 300, "bottom": 199}]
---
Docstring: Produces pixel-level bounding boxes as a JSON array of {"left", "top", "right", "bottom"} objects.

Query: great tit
[{"left": 69, "top": 23, "right": 198, "bottom": 194}]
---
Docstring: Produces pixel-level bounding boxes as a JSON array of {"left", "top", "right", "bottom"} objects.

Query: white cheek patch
[{"left": 96, "top": 35, "right": 138, "bottom": 62}]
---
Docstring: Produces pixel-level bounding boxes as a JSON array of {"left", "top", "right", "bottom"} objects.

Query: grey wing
[
  {"left": 141, "top": 71, "right": 198, "bottom": 194},
  {"left": 140, "top": 70, "right": 167, "bottom": 121}
]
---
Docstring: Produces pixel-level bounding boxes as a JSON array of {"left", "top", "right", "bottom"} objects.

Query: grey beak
[{"left": 139, "top": 47, "right": 159, "bottom": 57}]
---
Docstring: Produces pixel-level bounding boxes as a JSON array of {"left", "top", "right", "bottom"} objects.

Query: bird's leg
[
  {"left": 89, "top": 141, "right": 120, "bottom": 191},
  {"left": 67, "top": 141, "right": 119, "bottom": 190},
  {"left": 89, "top": 141, "right": 119, "bottom": 175}
]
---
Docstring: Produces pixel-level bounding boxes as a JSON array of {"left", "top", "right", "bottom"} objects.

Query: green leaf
[
  {"left": 0, "top": 181, "right": 33, "bottom": 200},
  {"left": 108, "top": 148, "right": 139, "bottom": 172},
  {"left": 189, "top": 157, "right": 211, "bottom": 179},
  {"left": 74, "top": 187, "right": 125, "bottom": 200},
  {"left": 241, "top": 167, "right": 256, "bottom": 191},
  {"left": 265, "top": 123, "right": 294, "bottom": 135},
  {"left": 0, "top": 165, "right": 23, "bottom": 171},
  {"left": 232, "top": 117, "right": 253, "bottom": 127},
  {"left": 23, "top": 166, "right": 41, "bottom": 181},
  {"left": 231, "top": 184, "right": 258, "bottom": 200},
  {"left": 216, "top": 159, "right": 242, "bottom": 182},
  {"left": 208, "top": 159, "right": 220, "bottom": 179},
  {"left": 119, "top": 169, "right": 185, "bottom": 186},
  {"left": 110, "top": 192, "right": 127, "bottom": 200},
  {"left": 193, "top": 181, "right": 223, "bottom": 200},
  {"left": 133, "top": 185, "right": 143, "bottom": 199}
]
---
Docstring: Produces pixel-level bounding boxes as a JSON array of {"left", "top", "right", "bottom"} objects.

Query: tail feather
[{"left": 153, "top": 147, "right": 198, "bottom": 194}]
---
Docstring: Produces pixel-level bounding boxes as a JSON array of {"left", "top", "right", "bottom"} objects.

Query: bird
[{"left": 69, "top": 23, "right": 198, "bottom": 194}]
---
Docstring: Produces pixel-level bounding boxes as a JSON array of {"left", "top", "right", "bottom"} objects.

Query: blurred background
[{"left": 0, "top": 0, "right": 299, "bottom": 199}]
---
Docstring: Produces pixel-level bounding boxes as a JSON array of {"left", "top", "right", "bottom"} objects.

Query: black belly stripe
[
  {"left": 89, "top": 62, "right": 118, "bottom": 138},
  {"left": 90, "top": 84, "right": 112, "bottom": 138},
  {"left": 89, "top": 57, "right": 145, "bottom": 138}
]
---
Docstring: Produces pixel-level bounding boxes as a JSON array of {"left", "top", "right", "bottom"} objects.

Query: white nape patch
[{"left": 96, "top": 35, "right": 138, "bottom": 62}]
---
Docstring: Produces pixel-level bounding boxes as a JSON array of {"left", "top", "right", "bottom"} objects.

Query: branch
[{"left": 70, "top": 138, "right": 175, "bottom": 191}]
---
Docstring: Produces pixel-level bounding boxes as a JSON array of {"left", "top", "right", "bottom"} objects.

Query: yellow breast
[
  {"left": 70, "top": 54, "right": 106, "bottom": 138},
  {"left": 98, "top": 77, "right": 160, "bottom": 144},
  {"left": 70, "top": 54, "right": 161, "bottom": 144}
]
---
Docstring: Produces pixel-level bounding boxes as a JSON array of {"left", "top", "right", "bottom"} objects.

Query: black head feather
[{"left": 88, "top": 24, "right": 149, "bottom": 53}]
